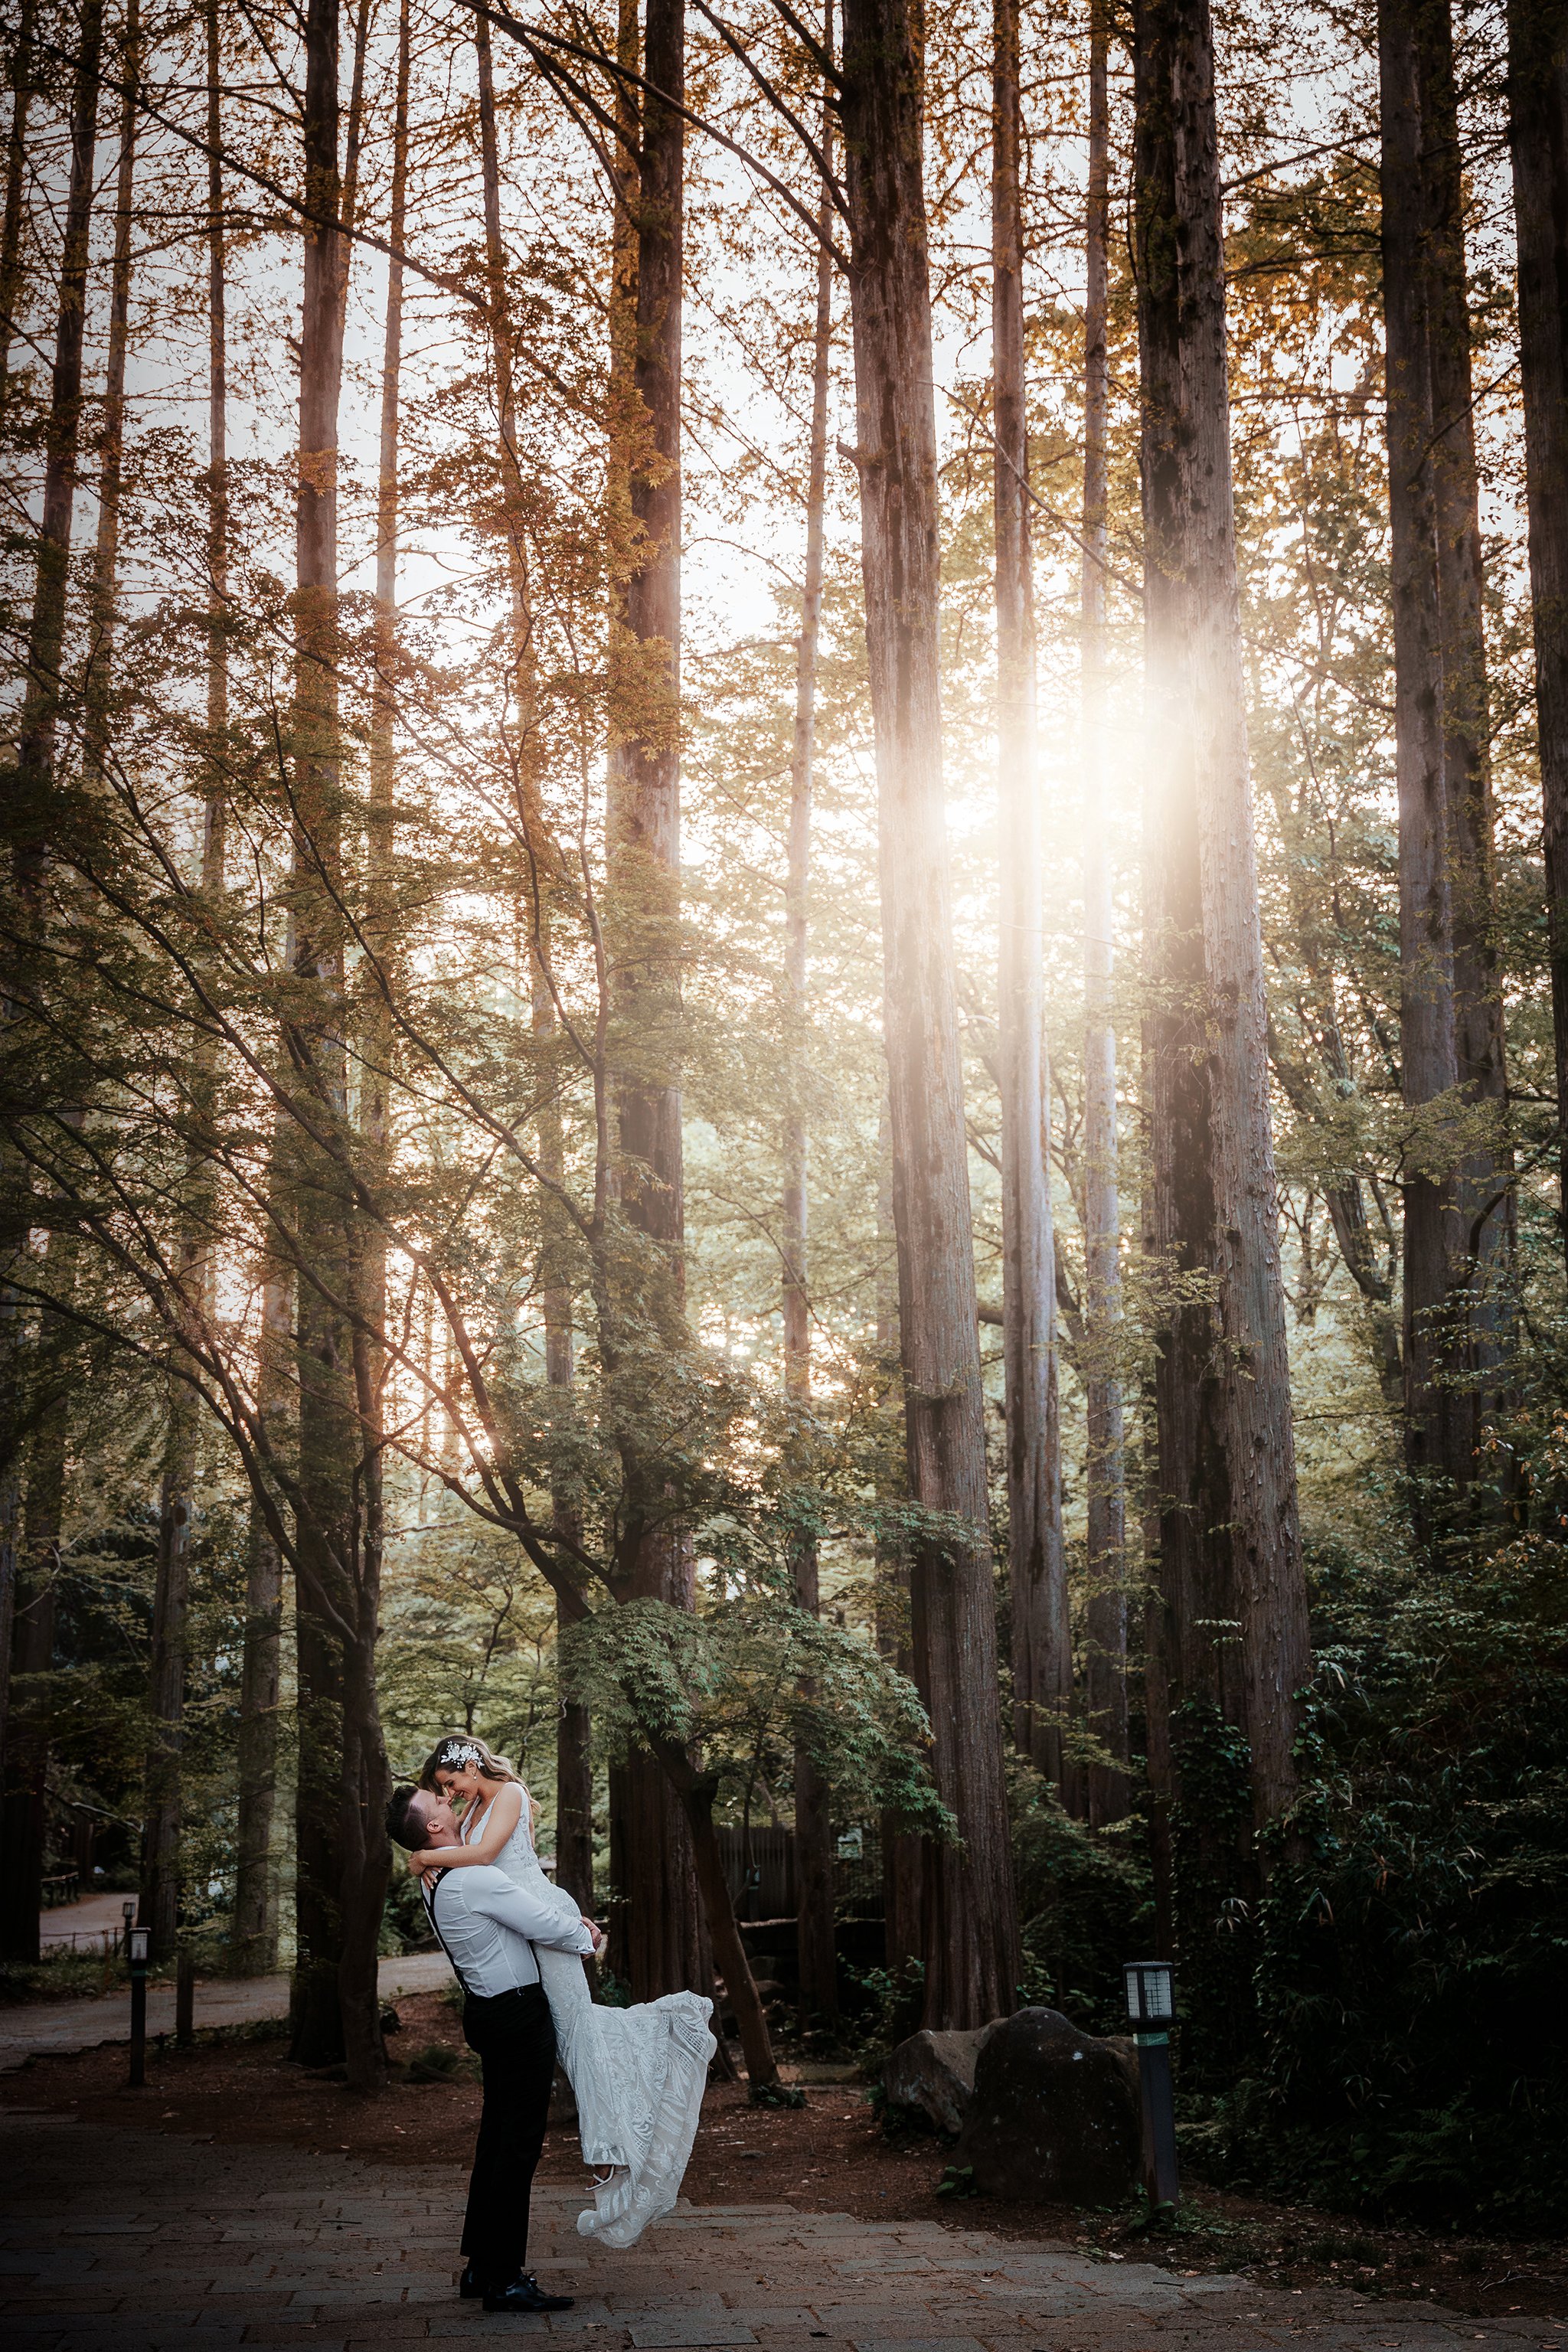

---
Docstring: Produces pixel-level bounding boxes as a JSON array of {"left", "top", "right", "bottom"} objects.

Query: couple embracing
[{"left": 385, "top": 1734, "right": 715, "bottom": 2312}]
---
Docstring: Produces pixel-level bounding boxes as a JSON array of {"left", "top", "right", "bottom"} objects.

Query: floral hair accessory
[{"left": 438, "top": 1740, "right": 482, "bottom": 1770}]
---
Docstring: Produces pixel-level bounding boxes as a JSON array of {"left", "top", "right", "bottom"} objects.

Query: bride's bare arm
[{"left": 408, "top": 1781, "right": 524, "bottom": 1874}]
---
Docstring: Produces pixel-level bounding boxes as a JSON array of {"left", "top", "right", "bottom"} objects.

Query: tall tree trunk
[
  {"left": 1133, "top": 0, "right": 1244, "bottom": 1801},
  {"left": 475, "top": 5, "right": 593, "bottom": 1917},
  {"left": 993, "top": 0, "right": 1068, "bottom": 1803},
  {"left": 234, "top": 1241, "right": 287, "bottom": 1972},
  {"left": 873, "top": 1119, "right": 922, "bottom": 1974},
  {"left": 475, "top": 6, "right": 533, "bottom": 672},
  {"left": 83, "top": 0, "right": 136, "bottom": 767},
  {"left": 14, "top": 0, "right": 100, "bottom": 893},
  {"left": 335, "top": 0, "right": 375, "bottom": 333},
  {"left": 1379, "top": 0, "right": 1465, "bottom": 1503},
  {"left": 1168, "top": 0, "right": 1308, "bottom": 1824},
  {"left": 0, "top": 0, "right": 100, "bottom": 1967},
  {"left": 786, "top": 21, "right": 838, "bottom": 2028},
  {"left": 111, "top": 0, "right": 186, "bottom": 1965},
  {"left": 603, "top": 0, "right": 705, "bottom": 2008},
  {"left": 1080, "top": 0, "right": 1128, "bottom": 1830},
  {"left": 0, "top": 0, "right": 36, "bottom": 400},
  {"left": 289, "top": 0, "right": 361, "bottom": 2071},
  {"left": 1508, "top": 0, "right": 1568, "bottom": 1269},
  {"left": 841, "top": 0, "right": 1018, "bottom": 2030},
  {"left": 536, "top": 933, "right": 593, "bottom": 1912},
  {"left": 1417, "top": 0, "right": 1510, "bottom": 1455},
  {"left": 0, "top": 1366, "right": 67, "bottom": 1961},
  {"left": 230, "top": 31, "right": 282, "bottom": 1961}
]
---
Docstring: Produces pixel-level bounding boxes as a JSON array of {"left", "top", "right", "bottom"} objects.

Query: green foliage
[
  {"left": 1010, "top": 1761, "right": 1152, "bottom": 2037},
  {"left": 560, "top": 1592, "right": 952, "bottom": 1835},
  {"left": 1191, "top": 1442, "right": 1568, "bottom": 2231}
]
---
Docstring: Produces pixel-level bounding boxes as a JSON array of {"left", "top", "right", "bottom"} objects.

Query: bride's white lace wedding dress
[{"left": 460, "top": 1794, "right": 715, "bottom": 2247}]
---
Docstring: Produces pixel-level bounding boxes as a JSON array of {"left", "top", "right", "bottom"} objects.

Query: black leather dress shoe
[
  {"left": 482, "top": 2274, "right": 575, "bottom": 2314},
  {"left": 459, "top": 2262, "right": 485, "bottom": 2300}
]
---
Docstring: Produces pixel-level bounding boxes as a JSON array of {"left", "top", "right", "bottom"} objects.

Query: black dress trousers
[{"left": 459, "top": 1981, "right": 556, "bottom": 2285}]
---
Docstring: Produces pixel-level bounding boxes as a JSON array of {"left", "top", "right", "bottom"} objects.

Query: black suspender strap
[{"left": 422, "top": 1869, "right": 475, "bottom": 1998}]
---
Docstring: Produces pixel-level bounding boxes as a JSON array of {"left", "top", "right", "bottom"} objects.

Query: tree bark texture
[
  {"left": 1135, "top": 0, "right": 1311, "bottom": 1826},
  {"left": 83, "top": 0, "right": 136, "bottom": 768},
  {"left": 0, "top": 9, "right": 98, "bottom": 1964},
  {"left": 0, "top": 0, "right": 37, "bottom": 399},
  {"left": 475, "top": 6, "right": 534, "bottom": 697},
  {"left": 1379, "top": 0, "right": 1466, "bottom": 1499},
  {"left": 993, "top": 0, "right": 1068, "bottom": 1800},
  {"left": 785, "top": 32, "right": 838, "bottom": 2027},
  {"left": 232, "top": 1243, "right": 288, "bottom": 1973},
  {"left": 1506, "top": 0, "right": 1568, "bottom": 1271},
  {"left": 841, "top": 0, "right": 1019, "bottom": 2028},
  {"left": 873, "top": 1125, "right": 923, "bottom": 1975},
  {"left": 602, "top": 0, "right": 704, "bottom": 2006},
  {"left": 1080, "top": 0, "right": 1129, "bottom": 1829},
  {"left": 1134, "top": 0, "right": 1243, "bottom": 1759},
  {"left": 0, "top": 1381, "right": 65, "bottom": 1961},
  {"left": 287, "top": 0, "right": 392, "bottom": 2086},
  {"left": 1417, "top": 0, "right": 1511, "bottom": 1448},
  {"left": 204, "top": 0, "right": 229, "bottom": 875},
  {"left": 1165, "top": 0, "right": 1308, "bottom": 1823},
  {"left": 13, "top": 0, "right": 100, "bottom": 896}
]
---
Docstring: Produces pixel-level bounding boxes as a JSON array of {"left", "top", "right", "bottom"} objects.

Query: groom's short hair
[{"left": 386, "top": 1784, "right": 430, "bottom": 1851}]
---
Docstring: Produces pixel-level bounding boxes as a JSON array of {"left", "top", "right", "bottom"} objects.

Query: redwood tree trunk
[
  {"left": 0, "top": 1, "right": 99, "bottom": 1966},
  {"left": 1080, "top": 0, "right": 1129, "bottom": 1829},
  {"left": 1418, "top": 0, "right": 1510, "bottom": 1453},
  {"left": 786, "top": 34, "right": 838, "bottom": 2027},
  {"left": 0, "top": 1386, "right": 65, "bottom": 1961},
  {"left": 83, "top": 0, "right": 136, "bottom": 764},
  {"left": 606, "top": 0, "right": 704, "bottom": 2004},
  {"left": 14, "top": 0, "right": 100, "bottom": 885},
  {"left": 993, "top": 0, "right": 1068, "bottom": 1801},
  {"left": 841, "top": 0, "right": 1018, "bottom": 2029},
  {"left": 0, "top": 0, "right": 37, "bottom": 399},
  {"left": 1379, "top": 0, "right": 1465, "bottom": 1501},
  {"left": 1133, "top": 0, "right": 1243, "bottom": 1775},
  {"left": 1506, "top": 0, "right": 1568, "bottom": 1272},
  {"left": 289, "top": 0, "right": 361, "bottom": 2071},
  {"left": 233, "top": 1241, "right": 287, "bottom": 1972},
  {"left": 1167, "top": 0, "right": 1308, "bottom": 1823},
  {"left": 874, "top": 1128, "right": 922, "bottom": 1974}
]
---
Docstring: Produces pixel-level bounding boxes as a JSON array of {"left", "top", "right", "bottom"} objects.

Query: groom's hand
[{"left": 583, "top": 1916, "right": 607, "bottom": 1960}]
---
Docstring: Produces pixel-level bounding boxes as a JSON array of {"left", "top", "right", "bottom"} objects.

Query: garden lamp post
[
  {"left": 128, "top": 1926, "right": 150, "bottom": 2088},
  {"left": 1123, "top": 1958, "right": 1179, "bottom": 2210},
  {"left": 121, "top": 1898, "right": 135, "bottom": 1958}
]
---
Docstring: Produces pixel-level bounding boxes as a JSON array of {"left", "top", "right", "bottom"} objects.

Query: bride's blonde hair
[{"left": 419, "top": 1732, "right": 521, "bottom": 1792}]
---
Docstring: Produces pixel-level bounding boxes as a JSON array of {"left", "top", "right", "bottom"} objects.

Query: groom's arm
[{"left": 463, "top": 1865, "right": 596, "bottom": 1952}]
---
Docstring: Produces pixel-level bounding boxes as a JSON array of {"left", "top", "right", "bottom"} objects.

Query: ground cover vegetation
[{"left": 1, "top": 0, "right": 1566, "bottom": 2239}]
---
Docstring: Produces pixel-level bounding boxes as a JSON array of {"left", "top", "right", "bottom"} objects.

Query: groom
[{"left": 385, "top": 1783, "right": 604, "bottom": 2314}]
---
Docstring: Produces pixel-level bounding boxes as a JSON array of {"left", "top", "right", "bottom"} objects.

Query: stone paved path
[
  {"left": 0, "top": 2109, "right": 1557, "bottom": 2352},
  {"left": 0, "top": 1955, "right": 450, "bottom": 2073}
]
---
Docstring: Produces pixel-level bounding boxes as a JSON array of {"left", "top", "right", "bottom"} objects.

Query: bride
[{"left": 408, "top": 1733, "right": 715, "bottom": 2248}]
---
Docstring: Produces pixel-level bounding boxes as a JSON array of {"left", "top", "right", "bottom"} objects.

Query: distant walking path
[
  {"left": 38, "top": 1891, "right": 133, "bottom": 1955},
  {"left": 0, "top": 1952, "right": 449, "bottom": 2072},
  {"left": 2, "top": 2108, "right": 1553, "bottom": 2352}
]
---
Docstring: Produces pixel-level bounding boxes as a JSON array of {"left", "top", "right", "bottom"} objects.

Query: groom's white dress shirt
[{"left": 423, "top": 1864, "right": 594, "bottom": 1998}]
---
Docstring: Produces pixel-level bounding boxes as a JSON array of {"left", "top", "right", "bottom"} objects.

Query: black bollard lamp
[
  {"left": 1122, "top": 1958, "right": 1179, "bottom": 2210},
  {"left": 128, "top": 1925, "right": 150, "bottom": 2088}
]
